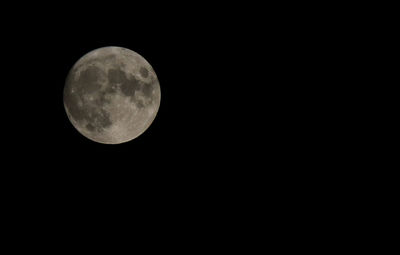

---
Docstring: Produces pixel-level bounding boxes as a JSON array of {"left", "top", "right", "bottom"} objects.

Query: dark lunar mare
[
  {"left": 107, "top": 67, "right": 154, "bottom": 108},
  {"left": 121, "top": 75, "right": 141, "bottom": 98}
]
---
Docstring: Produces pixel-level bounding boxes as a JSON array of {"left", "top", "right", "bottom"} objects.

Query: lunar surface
[{"left": 63, "top": 46, "right": 161, "bottom": 144}]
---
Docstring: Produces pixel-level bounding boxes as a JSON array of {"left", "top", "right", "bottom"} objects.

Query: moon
[{"left": 63, "top": 46, "right": 161, "bottom": 144}]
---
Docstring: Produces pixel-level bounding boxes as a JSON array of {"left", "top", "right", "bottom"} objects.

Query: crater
[{"left": 139, "top": 67, "right": 149, "bottom": 78}]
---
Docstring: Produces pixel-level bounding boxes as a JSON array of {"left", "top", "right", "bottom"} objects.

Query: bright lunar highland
[{"left": 63, "top": 46, "right": 161, "bottom": 144}]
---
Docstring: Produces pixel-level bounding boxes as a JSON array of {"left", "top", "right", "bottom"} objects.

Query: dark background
[
  {"left": 1, "top": 4, "right": 343, "bottom": 194},
  {"left": 3, "top": 4, "right": 271, "bottom": 183},
  {"left": 1, "top": 2, "right": 359, "bottom": 245}
]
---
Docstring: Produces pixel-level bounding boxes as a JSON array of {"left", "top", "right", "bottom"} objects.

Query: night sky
[{"left": 1, "top": 3, "right": 347, "bottom": 243}]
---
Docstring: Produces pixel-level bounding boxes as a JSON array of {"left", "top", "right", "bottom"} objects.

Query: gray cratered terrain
[{"left": 63, "top": 46, "right": 161, "bottom": 144}]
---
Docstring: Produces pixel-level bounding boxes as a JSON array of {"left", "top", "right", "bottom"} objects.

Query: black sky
[
  {"left": 2, "top": 5, "right": 259, "bottom": 187},
  {"left": 0, "top": 3, "right": 352, "bottom": 232}
]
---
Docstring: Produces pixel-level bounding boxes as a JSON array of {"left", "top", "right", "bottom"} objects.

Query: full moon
[{"left": 63, "top": 46, "right": 161, "bottom": 144}]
